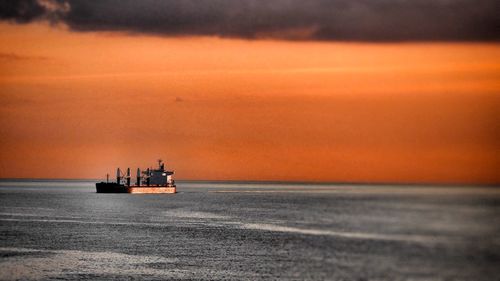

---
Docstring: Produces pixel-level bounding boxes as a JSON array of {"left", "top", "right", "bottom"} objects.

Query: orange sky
[{"left": 0, "top": 22, "right": 499, "bottom": 184}]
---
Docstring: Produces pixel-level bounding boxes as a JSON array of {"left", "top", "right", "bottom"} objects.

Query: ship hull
[
  {"left": 95, "top": 182, "right": 176, "bottom": 194},
  {"left": 96, "top": 182, "right": 128, "bottom": 193},
  {"left": 127, "top": 187, "right": 176, "bottom": 194}
]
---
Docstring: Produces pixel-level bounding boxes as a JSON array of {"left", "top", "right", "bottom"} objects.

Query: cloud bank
[{"left": 1, "top": 0, "right": 499, "bottom": 41}]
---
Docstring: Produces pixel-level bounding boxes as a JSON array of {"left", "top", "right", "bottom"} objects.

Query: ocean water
[{"left": 0, "top": 180, "right": 499, "bottom": 280}]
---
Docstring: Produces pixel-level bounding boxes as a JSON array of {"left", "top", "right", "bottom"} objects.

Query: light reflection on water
[{"left": 0, "top": 180, "right": 499, "bottom": 280}]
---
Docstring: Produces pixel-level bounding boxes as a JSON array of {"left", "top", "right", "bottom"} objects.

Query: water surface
[{"left": 0, "top": 180, "right": 499, "bottom": 280}]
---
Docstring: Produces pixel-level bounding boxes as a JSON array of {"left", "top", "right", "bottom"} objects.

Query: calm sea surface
[{"left": 0, "top": 180, "right": 499, "bottom": 280}]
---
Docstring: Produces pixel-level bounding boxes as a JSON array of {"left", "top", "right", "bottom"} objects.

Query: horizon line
[{"left": 0, "top": 177, "right": 498, "bottom": 187}]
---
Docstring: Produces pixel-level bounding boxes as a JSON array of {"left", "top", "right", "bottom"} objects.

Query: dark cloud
[
  {"left": 1, "top": 0, "right": 499, "bottom": 41},
  {"left": 0, "top": 0, "right": 45, "bottom": 23}
]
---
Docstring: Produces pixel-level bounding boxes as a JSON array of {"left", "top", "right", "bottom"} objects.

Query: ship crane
[
  {"left": 141, "top": 168, "right": 151, "bottom": 186},
  {"left": 136, "top": 168, "right": 141, "bottom": 186},
  {"left": 116, "top": 168, "right": 131, "bottom": 186},
  {"left": 116, "top": 168, "right": 122, "bottom": 184},
  {"left": 126, "top": 168, "right": 131, "bottom": 186}
]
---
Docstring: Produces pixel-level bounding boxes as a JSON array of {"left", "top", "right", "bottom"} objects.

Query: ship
[{"left": 96, "top": 159, "right": 176, "bottom": 194}]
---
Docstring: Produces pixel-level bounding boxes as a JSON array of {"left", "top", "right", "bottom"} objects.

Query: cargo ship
[{"left": 96, "top": 159, "right": 176, "bottom": 194}]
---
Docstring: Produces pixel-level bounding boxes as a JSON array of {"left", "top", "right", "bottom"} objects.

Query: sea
[{"left": 0, "top": 180, "right": 499, "bottom": 281}]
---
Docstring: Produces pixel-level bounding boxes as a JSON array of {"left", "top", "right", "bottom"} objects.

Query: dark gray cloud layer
[
  {"left": 1, "top": 0, "right": 499, "bottom": 41},
  {"left": 0, "top": 0, "right": 46, "bottom": 23}
]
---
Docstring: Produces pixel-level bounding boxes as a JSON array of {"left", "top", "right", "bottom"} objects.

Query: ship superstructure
[{"left": 96, "top": 159, "right": 176, "bottom": 194}]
